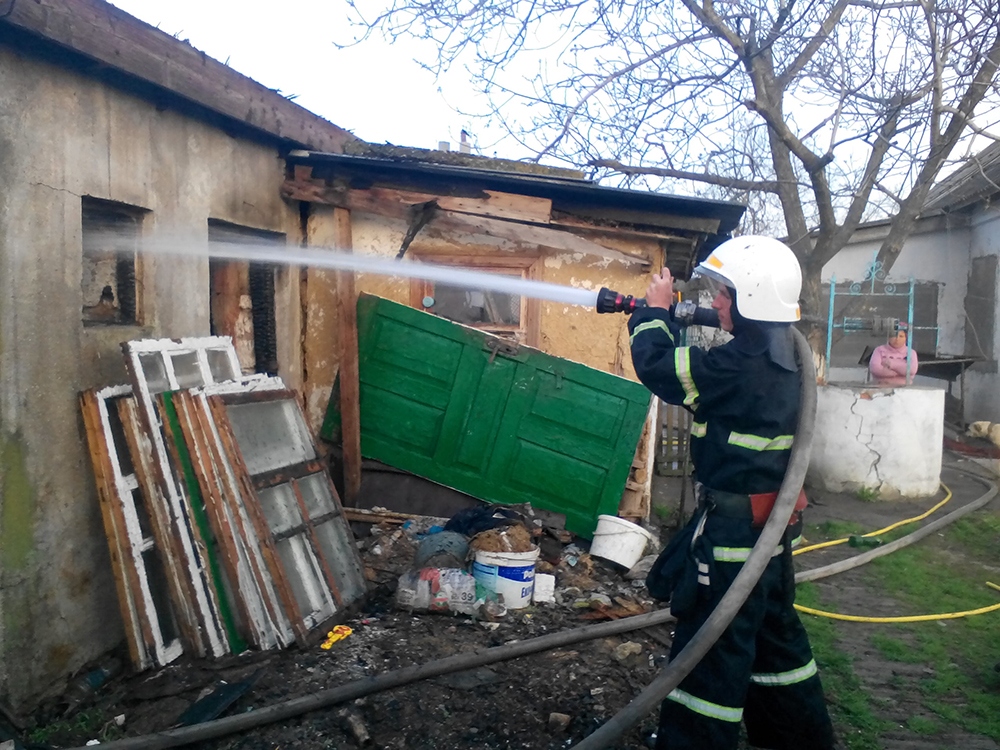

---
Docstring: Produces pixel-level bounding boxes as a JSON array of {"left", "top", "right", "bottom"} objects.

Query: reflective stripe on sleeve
[
  {"left": 751, "top": 659, "right": 818, "bottom": 687},
  {"left": 712, "top": 545, "right": 783, "bottom": 562},
  {"left": 727, "top": 431, "right": 794, "bottom": 451},
  {"left": 666, "top": 688, "right": 743, "bottom": 723},
  {"left": 696, "top": 561, "right": 710, "bottom": 586},
  {"left": 630, "top": 320, "right": 675, "bottom": 345},
  {"left": 675, "top": 348, "right": 699, "bottom": 406},
  {"left": 691, "top": 421, "right": 707, "bottom": 438}
]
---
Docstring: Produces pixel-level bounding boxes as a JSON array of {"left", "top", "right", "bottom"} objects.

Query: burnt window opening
[
  {"left": 208, "top": 221, "right": 283, "bottom": 376},
  {"left": 82, "top": 199, "right": 143, "bottom": 326},
  {"left": 249, "top": 262, "right": 278, "bottom": 376}
]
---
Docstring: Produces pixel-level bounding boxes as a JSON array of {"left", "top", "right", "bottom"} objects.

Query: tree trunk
[{"left": 799, "top": 262, "right": 827, "bottom": 378}]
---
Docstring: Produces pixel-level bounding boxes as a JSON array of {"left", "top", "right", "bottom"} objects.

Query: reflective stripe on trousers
[
  {"left": 751, "top": 658, "right": 819, "bottom": 687},
  {"left": 666, "top": 688, "right": 743, "bottom": 723}
]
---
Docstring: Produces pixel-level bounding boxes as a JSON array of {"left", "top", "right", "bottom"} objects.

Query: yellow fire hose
[{"left": 793, "top": 481, "right": 1000, "bottom": 623}]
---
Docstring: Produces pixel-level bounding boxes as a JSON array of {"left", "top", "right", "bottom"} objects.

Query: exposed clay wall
[
  {"left": 0, "top": 46, "right": 302, "bottom": 711},
  {"left": 300, "top": 211, "right": 662, "bottom": 431}
]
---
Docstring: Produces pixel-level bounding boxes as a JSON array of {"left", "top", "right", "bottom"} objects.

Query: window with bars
[{"left": 82, "top": 198, "right": 144, "bottom": 326}]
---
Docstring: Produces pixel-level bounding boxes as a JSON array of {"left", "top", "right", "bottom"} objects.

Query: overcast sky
[{"left": 109, "top": 1, "right": 501, "bottom": 154}]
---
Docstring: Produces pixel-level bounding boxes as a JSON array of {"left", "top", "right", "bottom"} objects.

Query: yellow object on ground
[{"left": 321, "top": 625, "right": 353, "bottom": 649}]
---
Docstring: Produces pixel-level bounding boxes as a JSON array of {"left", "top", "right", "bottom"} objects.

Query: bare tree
[{"left": 346, "top": 0, "right": 1000, "bottom": 346}]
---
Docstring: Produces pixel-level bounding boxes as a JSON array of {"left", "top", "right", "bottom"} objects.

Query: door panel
[{"left": 323, "top": 294, "right": 650, "bottom": 537}]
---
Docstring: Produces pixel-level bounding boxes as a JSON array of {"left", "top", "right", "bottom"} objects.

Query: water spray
[{"left": 135, "top": 236, "right": 719, "bottom": 326}]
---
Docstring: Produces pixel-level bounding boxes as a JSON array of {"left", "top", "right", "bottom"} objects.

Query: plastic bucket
[
  {"left": 472, "top": 547, "right": 540, "bottom": 609},
  {"left": 589, "top": 514, "right": 655, "bottom": 569}
]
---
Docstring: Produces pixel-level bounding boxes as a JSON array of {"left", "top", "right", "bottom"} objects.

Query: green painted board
[{"left": 321, "top": 294, "right": 651, "bottom": 538}]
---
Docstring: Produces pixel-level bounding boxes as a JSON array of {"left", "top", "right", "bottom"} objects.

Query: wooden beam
[
  {"left": 343, "top": 508, "right": 449, "bottom": 525},
  {"left": 550, "top": 213, "right": 695, "bottom": 246},
  {"left": 283, "top": 180, "right": 554, "bottom": 224},
  {"left": 563, "top": 206, "right": 722, "bottom": 234},
  {"left": 1, "top": 0, "right": 355, "bottom": 153},
  {"left": 335, "top": 208, "right": 363, "bottom": 506},
  {"left": 282, "top": 179, "right": 651, "bottom": 266},
  {"left": 428, "top": 210, "right": 652, "bottom": 266}
]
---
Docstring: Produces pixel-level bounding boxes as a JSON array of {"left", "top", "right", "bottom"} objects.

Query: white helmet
[{"left": 693, "top": 236, "right": 802, "bottom": 322}]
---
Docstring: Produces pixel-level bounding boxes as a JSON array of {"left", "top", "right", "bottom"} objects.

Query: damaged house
[{"left": 0, "top": 0, "right": 743, "bottom": 713}]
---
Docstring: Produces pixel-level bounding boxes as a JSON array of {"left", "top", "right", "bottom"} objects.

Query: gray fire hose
[{"left": 572, "top": 326, "right": 818, "bottom": 749}]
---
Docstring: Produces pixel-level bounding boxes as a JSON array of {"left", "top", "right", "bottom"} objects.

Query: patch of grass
[
  {"left": 944, "top": 510, "right": 1000, "bottom": 559},
  {"left": 797, "top": 583, "right": 890, "bottom": 750},
  {"left": 27, "top": 709, "right": 123, "bottom": 745},
  {"left": 871, "top": 632, "right": 924, "bottom": 664},
  {"left": 856, "top": 487, "right": 880, "bottom": 502},
  {"left": 652, "top": 503, "right": 672, "bottom": 521},
  {"left": 808, "top": 520, "right": 866, "bottom": 540},
  {"left": 861, "top": 521, "right": 1000, "bottom": 741},
  {"left": 906, "top": 715, "right": 940, "bottom": 735}
]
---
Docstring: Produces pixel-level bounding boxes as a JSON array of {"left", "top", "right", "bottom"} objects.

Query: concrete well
[{"left": 808, "top": 384, "right": 944, "bottom": 499}]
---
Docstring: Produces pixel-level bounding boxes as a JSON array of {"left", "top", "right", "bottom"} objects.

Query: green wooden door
[{"left": 322, "top": 294, "right": 651, "bottom": 537}]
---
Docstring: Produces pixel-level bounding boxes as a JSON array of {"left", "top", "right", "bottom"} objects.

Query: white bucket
[
  {"left": 590, "top": 515, "right": 655, "bottom": 569},
  {"left": 472, "top": 547, "right": 540, "bottom": 609}
]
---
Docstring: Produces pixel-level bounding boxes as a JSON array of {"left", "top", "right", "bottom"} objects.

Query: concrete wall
[
  {"left": 301, "top": 208, "right": 659, "bottom": 431},
  {"left": 808, "top": 385, "right": 944, "bottom": 498},
  {"left": 0, "top": 45, "right": 302, "bottom": 710}
]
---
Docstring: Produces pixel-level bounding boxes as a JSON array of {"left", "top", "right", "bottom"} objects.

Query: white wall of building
[{"left": 808, "top": 384, "right": 944, "bottom": 498}]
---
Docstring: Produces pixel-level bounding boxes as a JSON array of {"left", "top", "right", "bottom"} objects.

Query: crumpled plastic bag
[{"left": 395, "top": 567, "right": 485, "bottom": 616}]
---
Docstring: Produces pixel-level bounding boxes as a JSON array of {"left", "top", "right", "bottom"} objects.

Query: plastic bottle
[{"left": 61, "top": 657, "right": 123, "bottom": 717}]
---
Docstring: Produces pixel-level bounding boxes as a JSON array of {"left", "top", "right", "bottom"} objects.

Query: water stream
[{"left": 139, "top": 238, "right": 602, "bottom": 308}]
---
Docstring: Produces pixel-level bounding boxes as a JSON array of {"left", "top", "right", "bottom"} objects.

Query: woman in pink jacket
[{"left": 869, "top": 328, "right": 918, "bottom": 385}]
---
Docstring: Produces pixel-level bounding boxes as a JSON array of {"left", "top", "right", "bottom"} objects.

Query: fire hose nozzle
[
  {"left": 595, "top": 287, "right": 646, "bottom": 314},
  {"left": 595, "top": 287, "right": 721, "bottom": 328}
]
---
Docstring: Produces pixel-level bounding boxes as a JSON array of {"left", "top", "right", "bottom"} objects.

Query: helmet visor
[{"left": 691, "top": 266, "right": 733, "bottom": 297}]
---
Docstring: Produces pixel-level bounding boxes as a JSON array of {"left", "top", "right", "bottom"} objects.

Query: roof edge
[{"left": 0, "top": 0, "right": 358, "bottom": 153}]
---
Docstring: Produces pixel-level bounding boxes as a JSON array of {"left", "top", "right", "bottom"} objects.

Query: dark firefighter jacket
[{"left": 628, "top": 306, "right": 800, "bottom": 495}]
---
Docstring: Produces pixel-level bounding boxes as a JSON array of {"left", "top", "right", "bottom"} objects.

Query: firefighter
[{"left": 629, "top": 236, "right": 835, "bottom": 750}]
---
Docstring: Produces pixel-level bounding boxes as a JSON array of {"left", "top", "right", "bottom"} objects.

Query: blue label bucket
[{"left": 472, "top": 547, "right": 539, "bottom": 609}]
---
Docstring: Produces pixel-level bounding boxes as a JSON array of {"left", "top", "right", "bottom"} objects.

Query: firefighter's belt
[{"left": 700, "top": 488, "right": 807, "bottom": 527}]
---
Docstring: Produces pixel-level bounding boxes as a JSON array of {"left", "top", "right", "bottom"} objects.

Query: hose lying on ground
[
  {"left": 795, "top": 465, "right": 997, "bottom": 585},
  {"left": 570, "top": 327, "right": 819, "bottom": 750},
  {"left": 66, "top": 608, "right": 678, "bottom": 750}
]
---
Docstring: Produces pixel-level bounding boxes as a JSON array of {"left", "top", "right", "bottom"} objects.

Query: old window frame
[
  {"left": 169, "top": 379, "right": 296, "bottom": 650},
  {"left": 408, "top": 253, "right": 541, "bottom": 347},
  {"left": 80, "top": 386, "right": 185, "bottom": 669},
  {"left": 206, "top": 389, "right": 367, "bottom": 643},
  {"left": 122, "top": 336, "right": 246, "bottom": 658}
]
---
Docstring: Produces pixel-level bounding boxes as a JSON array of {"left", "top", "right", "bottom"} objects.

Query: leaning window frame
[
  {"left": 170, "top": 378, "right": 296, "bottom": 650},
  {"left": 121, "top": 336, "right": 246, "bottom": 658},
  {"left": 205, "top": 389, "right": 367, "bottom": 643},
  {"left": 80, "top": 386, "right": 185, "bottom": 669}
]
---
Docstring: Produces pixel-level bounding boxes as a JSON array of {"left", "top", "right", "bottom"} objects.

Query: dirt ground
[{"left": 13, "top": 455, "right": 1000, "bottom": 750}]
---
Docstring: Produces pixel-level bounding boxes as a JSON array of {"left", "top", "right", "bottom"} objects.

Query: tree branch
[
  {"left": 589, "top": 159, "right": 782, "bottom": 192},
  {"left": 877, "top": 25, "right": 1000, "bottom": 272}
]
